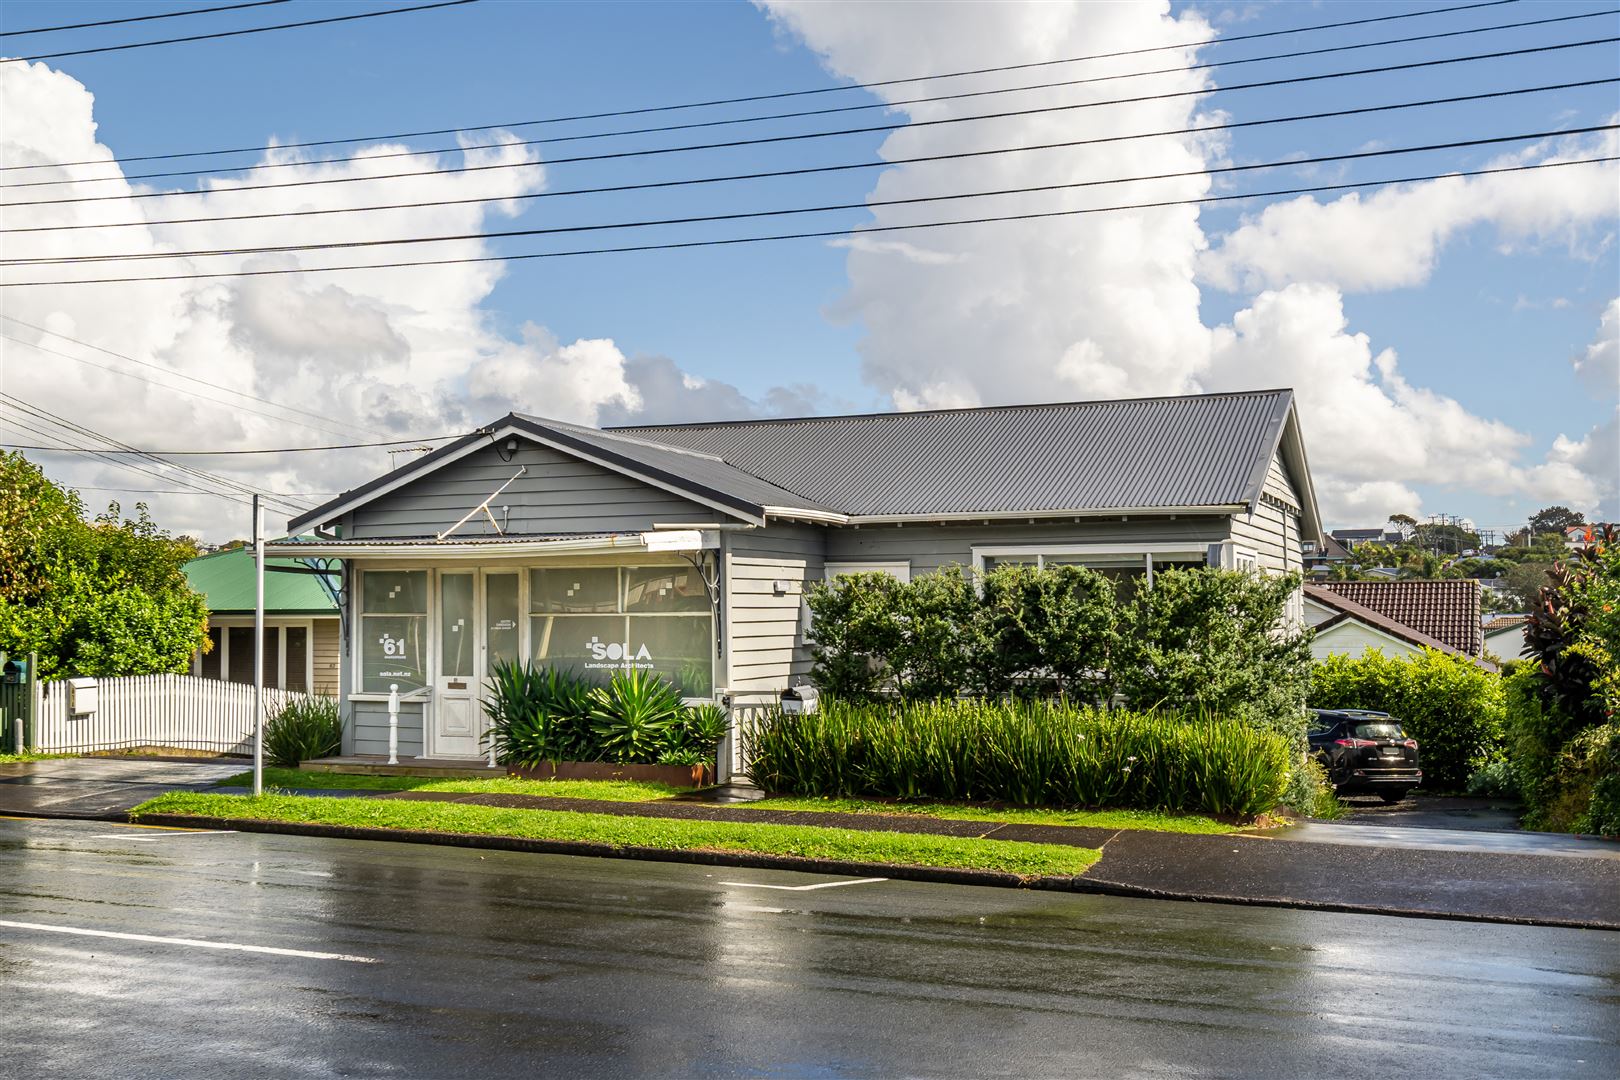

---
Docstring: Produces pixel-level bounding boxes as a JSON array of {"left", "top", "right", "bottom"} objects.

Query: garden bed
[{"left": 510, "top": 759, "right": 711, "bottom": 789}]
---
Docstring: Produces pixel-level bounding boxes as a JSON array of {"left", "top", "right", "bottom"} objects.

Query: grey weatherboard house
[{"left": 277, "top": 388, "right": 1323, "bottom": 779}]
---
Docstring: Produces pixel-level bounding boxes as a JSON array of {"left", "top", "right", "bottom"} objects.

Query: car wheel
[{"left": 1378, "top": 790, "right": 1409, "bottom": 804}]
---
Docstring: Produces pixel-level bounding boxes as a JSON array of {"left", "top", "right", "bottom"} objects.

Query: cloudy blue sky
[{"left": 1, "top": 0, "right": 1615, "bottom": 541}]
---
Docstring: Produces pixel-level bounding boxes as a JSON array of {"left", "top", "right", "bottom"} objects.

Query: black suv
[{"left": 1308, "top": 709, "right": 1422, "bottom": 803}]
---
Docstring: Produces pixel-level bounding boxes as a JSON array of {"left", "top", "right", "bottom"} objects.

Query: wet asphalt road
[{"left": 2, "top": 818, "right": 1617, "bottom": 1079}]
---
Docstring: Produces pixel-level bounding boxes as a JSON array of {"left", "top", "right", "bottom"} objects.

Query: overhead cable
[
  {"left": 3, "top": 0, "right": 1521, "bottom": 171},
  {"left": 7, "top": 79, "right": 1609, "bottom": 235},
  {"left": 15, "top": 125, "right": 1613, "bottom": 267},
  {"left": 0, "top": 0, "right": 289, "bottom": 38},
  {"left": 6, "top": 157, "right": 1609, "bottom": 288},
  {"left": 0, "top": 0, "right": 481, "bottom": 64},
  {"left": 0, "top": 313, "right": 394, "bottom": 438},
  {"left": 11, "top": 7, "right": 1611, "bottom": 189},
  {"left": 7, "top": 38, "right": 1615, "bottom": 210}
]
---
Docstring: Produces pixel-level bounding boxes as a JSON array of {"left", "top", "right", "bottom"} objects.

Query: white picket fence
[
  {"left": 34, "top": 674, "right": 313, "bottom": 755},
  {"left": 721, "top": 691, "right": 779, "bottom": 783}
]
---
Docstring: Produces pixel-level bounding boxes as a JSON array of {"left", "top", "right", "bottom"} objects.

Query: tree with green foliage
[
  {"left": 1529, "top": 506, "right": 1585, "bottom": 536},
  {"left": 1502, "top": 560, "right": 1556, "bottom": 610},
  {"left": 0, "top": 453, "right": 208, "bottom": 679},
  {"left": 1112, "top": 568, "right": 1312, "bottom": 740},
  {"left": 1504, "top": 528, "right": 1619, "bottom": 833}
]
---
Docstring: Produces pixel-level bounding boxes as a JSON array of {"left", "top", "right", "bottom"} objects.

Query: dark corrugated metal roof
[
  {"left": 608, "top": 390, "right": 1293, "bottom": 517},
  {"left": 531, "top": 418, "right": 842, "bottom": 516},
  {"left": 291, "top": 389, "right": 1305, "bottom": 532}
]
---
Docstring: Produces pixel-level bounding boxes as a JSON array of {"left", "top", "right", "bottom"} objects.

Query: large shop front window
[
  {"left": 529, "top": 565, "right": 713, "bottom": 696},
  {"left": 360, "top": 570, "right": 428, "bottom": 693}
]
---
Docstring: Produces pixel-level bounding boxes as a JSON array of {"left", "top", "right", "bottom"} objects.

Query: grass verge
[
  {"left": 0, "top": 751, "right": 72, "bottom": 764},
  {"left": 133, "top": 792, "right": 1099, "bottom": 877},
  {"left": 745, "top": 794, "right": 1243, "bottom": 835},
  {"left": 217, "top": 768, "right": 680, "bottom": 802}
]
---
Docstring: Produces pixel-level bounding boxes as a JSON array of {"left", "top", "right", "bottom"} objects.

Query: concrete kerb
[{"left": 129, "top": 811, "right": 1620, "bottom": 931}]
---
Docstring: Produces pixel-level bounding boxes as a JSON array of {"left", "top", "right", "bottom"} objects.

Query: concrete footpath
[{"left": 5, "top": 758, "right": 1616, "bottom": 929}]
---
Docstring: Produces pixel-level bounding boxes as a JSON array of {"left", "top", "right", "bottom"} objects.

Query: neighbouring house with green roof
[{"left": 183, "top": 546, "right": 340, "bottom": 695}]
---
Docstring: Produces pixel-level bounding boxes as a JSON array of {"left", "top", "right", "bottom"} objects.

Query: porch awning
[{"left": 264, "top": 530, "right": 718, "bottom": 560}]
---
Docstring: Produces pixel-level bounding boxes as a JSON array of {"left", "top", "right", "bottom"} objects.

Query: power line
[
  {"left": 0, "top": 394, "right": 311, "bottom": 513},
  {"left": 9, "top": 78, "right": 1609, "bottom": 236},
  {"left": 0, "top": 405, "right": 304, "bottom": 511},
  {"left": 0, "top": 434, "right": 473, "bottom": 454},
  {"left": 0, "top": 415, "right": 259, "bottom": 507},
  {"left": 17, "top": 125, "right": 1613, "bottom": 267},
  {"left": 0, "top": 0, "right": 481, "bottom": 64},
  {"left": 7, "top": 156, "right": 1609, "bottom": 289},
  {"left": 0, "top": 334, "right": 359, "bottom": 439},
  {"left": 65, "top": 484, "right": 338, "bottom": 497},
  {"left": 4, "top": 0, "right": 1520, "bottom": 172},
  {"left": 0, "top": 0, "right": 289, "bottom": 38},
  {"left": 0, "top": 313, "right": 393, "bottom": 438},
  {"left": 10, "top": 34, "right": 1615, "bottom": 210},
  {"left": 15, "top": 7, "right": 1612, "bottom": 190}
]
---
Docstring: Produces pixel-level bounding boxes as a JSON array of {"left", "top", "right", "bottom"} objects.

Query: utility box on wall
[{"left": 66, "top": 677, "right": 98, "bottom": 717}]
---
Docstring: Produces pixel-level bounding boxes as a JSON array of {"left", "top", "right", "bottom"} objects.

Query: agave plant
[
  {"left": 589, "top": 669, "right": 684, "bottom": 763},
  {"left": 668, "top": 702, "right": 729, "bottom": 757},
  {"left": 483, "top": 661, "right": 597, "bottom": 765}
]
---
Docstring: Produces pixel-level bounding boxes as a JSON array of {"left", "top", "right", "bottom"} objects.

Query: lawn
[
  {"left": 0, "top": 751, "right": 71, "bottom": 764},
  {"left": 133, "top": 792, "right": 1100, "bottom": 878},
  {"left": 217, "top": 767, "right": 681, "bottom": 802},
  {"left": 744, "top": 794, "right": 1244, "bottom": 835}
]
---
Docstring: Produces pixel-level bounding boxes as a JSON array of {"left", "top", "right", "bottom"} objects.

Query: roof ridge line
[{"left": 607, "top": 387, "right": 1295, "bottom": 432}]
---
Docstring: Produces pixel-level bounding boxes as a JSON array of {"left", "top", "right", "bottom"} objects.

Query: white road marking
[
  {"left": 0, "top": 919, "right": 378, "bottom": 963},
  {"left": 720, "top": 877, "right": 888, "bottom": 892},
  {"left": 90, "top": 830, "right": 234, "bottom": 842}
]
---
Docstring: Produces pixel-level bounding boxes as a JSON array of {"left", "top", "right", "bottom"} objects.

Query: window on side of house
[
  {"left": 974, "top": 546, "right": 1211, "bottom": 598},
  {"left": 358, "top": 569, "right": 429, "bottom": 693},
  {"left": 529, "top": 565, "right": 714, "bottom": 698}
]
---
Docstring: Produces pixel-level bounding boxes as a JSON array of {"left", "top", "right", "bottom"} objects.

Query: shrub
[
  {"left": 1281, "top": 756, "right": 1343, "bottom": 819},
  {"left": 1114, "top": 568, "right": 1312, "bottom": 741},
  {"left": 970, "top": 563, "right": 1115, "bottom": 702},
  {"left": 483, "top": 662, "right": 725, "bottom": 768},
  {"left": 805, "top": 563, "right": 1312, "bottom": 736},
  {"left": 1310, "top": 649, "right": 1504, "bottom": 791},
  {"left": 589, "top": 669, "right": 685, "bottom": 763},
  {"left": 263, "top": 696, "right": 341, "bottom": 767},
  {"left": 1465, "top": 760, "right": 1519, "bottom": 799},
  {"left": 744, "top": 698, "right": 1292, "bottom": 819},
  {"left": 482, "top": 661, "right": 596, "bottom": 766}
]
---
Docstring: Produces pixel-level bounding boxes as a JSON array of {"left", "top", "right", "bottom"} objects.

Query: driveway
[{"left": 0, "top": 757, "right": 244, "bottom": 819}]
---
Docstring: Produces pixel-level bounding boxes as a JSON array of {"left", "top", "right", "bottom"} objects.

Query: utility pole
[{"left": 252, "top": 494, "right": 265, "bottom": 798}]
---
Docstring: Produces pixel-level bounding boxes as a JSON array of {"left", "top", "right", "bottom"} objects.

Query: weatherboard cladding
[{"left": 611, "top": 390, "right": 1290, "bottom": 517}]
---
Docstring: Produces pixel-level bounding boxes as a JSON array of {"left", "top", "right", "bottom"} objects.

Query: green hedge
[
  {"left": 745, "top": 699, "right": 1293, "bottom": 819},
  {"left": 805, "top": 564, "right": 1312, "bottom": 741},
  {"left": 1308, "top": 649, "right": 1504, "bottom": 791}
]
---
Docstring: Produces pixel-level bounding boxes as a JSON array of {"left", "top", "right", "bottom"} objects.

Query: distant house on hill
[
  {"left": 1304, "top": 579, "right": 1492, "bottom": 669},
  {"left": 1302, "top": 533, "right": 1352, "bottom": 578},
  {"left": 1482, "top": 614, "right": 1534, "bottom": 661},
  {"left": 183, "top": 546, "right": 340, "bottom": 695},
  {"left": 1329, "top": 527, "right": 1401, "bottom": 549}
]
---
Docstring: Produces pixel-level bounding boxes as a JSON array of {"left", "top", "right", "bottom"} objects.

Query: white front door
[{"left": 431, "top": 570, "right": 483, "bottom": 758}]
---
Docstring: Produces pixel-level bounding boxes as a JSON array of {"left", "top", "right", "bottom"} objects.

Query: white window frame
[
  {"left": 349, "top": 561, "right": 717, "bottom": 704},
  {"left": 824, "top": 561, "right": 911, "bottom": 583},
  {"left": 352, "top": 566, "right": 434, "bottom": 701},
  {"left": 970, "top": 543, "right": 1210, "bottom": 588},
  {"left": 192, "top": 617, "right": 316, "bottom": 692}
]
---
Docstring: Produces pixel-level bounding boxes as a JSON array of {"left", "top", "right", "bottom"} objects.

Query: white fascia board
[
  {"left": 762, "top": 506, "right": 849, "bottom": 525},
  {"left": 265, "top": 535, "right": 659, "bottom": 560}
]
